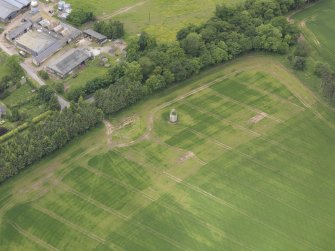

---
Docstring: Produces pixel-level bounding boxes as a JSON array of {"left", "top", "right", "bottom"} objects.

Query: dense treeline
[
  {"left": 0, "top": 101, "right": 103, "bottom": 183},
  {"left": 94, "top": 20, "right": 124, "bottom": 39},
  {"left": 89, "top": 0, "right": 318, "bottom": 114}
]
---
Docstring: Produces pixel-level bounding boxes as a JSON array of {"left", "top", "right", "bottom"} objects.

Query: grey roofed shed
[
  {"left": 0, "top": 0, "right": 19, "bottom": 21},
  {"left": 9, "top": 0, "right": 31, "bottom": 6},
  {"left": 3, "top": 0, "right": 24, "bottom": 8},
  {"left": 47, "top": 48, "right": 91, "bottom": 78},
  {"left": 83, "top": 29, "right": 107, "bottom": 43},
  {"left": 6, "top": 21, "right": 32, "bottom": 40},
  {"left": 33, "top": 39, "right": 66, "bottom": 65},
  {"left": 0, "top": 0, "right": 31, "bottom": 22},
  {"left": 60, "top": 22, "right": 82, "bottom": 41}
]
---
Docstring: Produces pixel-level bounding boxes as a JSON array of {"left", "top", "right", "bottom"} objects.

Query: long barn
[{"left": 0, "top": 0, "right": 31, "bottom": 23}]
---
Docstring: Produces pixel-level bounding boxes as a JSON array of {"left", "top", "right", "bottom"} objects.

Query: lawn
[
  {"left": 293, "top": 0, "right": 335, "bottom": 66},
  {"left": 1, "top": 55, "right": 335, "bottom": 250},
  {"left": 66, "top": 0, "right": 241, "bottom": 41},
  {"left": 0, "top": 52, "right": 10, "bottom": 79},
  {"left": 61, "top": 57, "right": 111, "bottom": 92}
]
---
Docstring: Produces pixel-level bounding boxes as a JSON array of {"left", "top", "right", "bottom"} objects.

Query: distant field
[
  {"left": 67, "top": 0, "right": 241, "bottom": 41},
  {"left": 293, "top": 0, "right": 335, "bottom": 66},
  {"left": 1, "top": 55, "right": 335, "bottom": 250}
]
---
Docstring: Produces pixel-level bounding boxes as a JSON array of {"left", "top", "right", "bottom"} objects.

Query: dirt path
[
  {"left": 103, "top": 120, "right": 114, "bottom": 146},
  {"left": 100, "top": 1, "right": 148, "bottom": 20}
]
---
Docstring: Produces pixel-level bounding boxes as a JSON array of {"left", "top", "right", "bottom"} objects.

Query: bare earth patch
[
  {"left": 249, "top": 112, "right": 267, "bottom": 124},
  {"left": 178, "top": 151, "right": 195, "bottom": 163}
]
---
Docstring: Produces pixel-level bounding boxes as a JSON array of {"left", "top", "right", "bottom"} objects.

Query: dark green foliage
[
  {"left": 294, "top": 39, "right": 310, "bottom": 57},
  {"left": 37, "top": 86, "right": 54, "bottom": 103},
  {"left": 54, "top": 83, "right": 64, "bottom": 94},
  {"left": 36, "top": 86, "right": 61, "bottom": 110},
  {"left": 321, "top": 71, "right": 335, "bottom": 100},
  {"left": 38, "top": 70, "right": 49, "bottom": 80},
  {"left": 8, "top": 108, "right": 23, "bottom": 122},
  {"left": 93, "top": 20, "right": 124, "bottom": 39},
  {"left": 292, "top": 56, "right": 307, "bottom": 70},
  {"left": 0, "top": 127, "right": 8, "bottom": 136},
  {"left": 0, "top": 56, "right": 24, "bottom": 97},
  {"left": 0, "top": 102, "right": 103, "bottom": 183},
  {"left": 67, "top": 8, "right": 94, "bottom": 26},
  {"left": 314, "top": 62, "right": 332, "bottom": 78}
]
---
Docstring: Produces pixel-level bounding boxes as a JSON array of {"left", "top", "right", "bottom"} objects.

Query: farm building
[
  {"left": 32, "top": 39, "right": 66, "bottom": 66},
  {"left": 83, "top": 29, "right": 107, "bottom": 44},
  {"left": 47, "top": 48, "right": 92, "bottom": 78},
  {"left": 5, "top": 20, "right": 32, "bottom": 40},
  {"left": 15, "top": 30, "right": 58, "bottom": 56},
  {"left": 0, "top": 0, "right": 31, "bottom": 23},
  {"left": 6, "top": 18, "right": 82, "bottom": 65}
]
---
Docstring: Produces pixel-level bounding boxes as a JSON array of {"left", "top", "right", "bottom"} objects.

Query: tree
[
  {"left": 294, "top": 39, "right": 310, "bottom": 57},
  {"left": 8, "top": 108, "right": 22, "bottom": 122},
  {"left": 180, "top": 32, "right": 203, "bottom": 56},
  {"left": 55, "top": 83, "right": 64, "bottom": 94},
  {"left": 256, "top": 23, "right": 288, "bottom": 53},
  {"left": 38, "top": 86, "right": 54, "bottom": 102},
  {"left": 293, "top": 56, "right": 307, "bottom": 70},
  {"left": 38, "top": 70, "right": 49, "bottom": 80},
  {"left": 0, "top": 103, "right": 103, "bottom": 183},
  {"left": 314, "top": 62, "right": 332, "bottom": 78},
  {"left": 139, "top": 56, "right": 155, "bottom": 79},
  {"left": 49, "top": 95, "right": 61, "bottom": 110},
  {"left": 67, "top": 8, "right": 94, "bottom": 26},
  {"left": 144, "top": 74, "right": 166, "bottom": 94},
  {"left": 94, "top": 20, "right": 124, "bottom": 39},
  {"left": 138, "top": 32, "right": 157, "bottom": 52}
]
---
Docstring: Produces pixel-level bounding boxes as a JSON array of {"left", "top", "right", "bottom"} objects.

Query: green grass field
[
  {"left": 1, "top": 55, "right": 335, "bottom": 250},
  {"left": 293, "top": 0, "right": 335, "bottom": 66},
  {"left": 67, "top": 0, "right": 241, "bottom": 41}
]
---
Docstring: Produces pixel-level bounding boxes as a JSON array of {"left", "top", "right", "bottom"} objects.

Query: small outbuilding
[
  {"left": 83, "top": 29, "right": 107, "bottom": 44},
  {"left": 47, "top": 48, "right": 92, "bottom": 78}
]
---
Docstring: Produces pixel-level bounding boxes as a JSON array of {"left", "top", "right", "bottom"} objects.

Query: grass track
[{"left": 1, "top": 55, "right": 335, "bottom": 250}]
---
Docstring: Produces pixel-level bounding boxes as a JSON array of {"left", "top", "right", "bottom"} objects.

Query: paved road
[{"left": 57, "top": 95, "right": 70, "bottom": 110}]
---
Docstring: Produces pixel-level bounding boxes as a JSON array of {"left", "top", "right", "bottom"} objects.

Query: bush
[
  {"left": 38, "top": 70, "right": 49, "bottom": 80},
  {"left": 293, "top": 56, "right": 307, "bottom": 71},
  {"left": 0, "top": 127, "right": 8, "bottom": 136},
  {"left": 67, "top": 9, "right": 94, "bottom": 26},
  {"left": 314, "top": 62, "right": 333, "bottom": 78},
  {"left": 93, "top": 20, "right": 124, "bottom": 39},
  {"left": 54, "top": 82, "right": 64, "bottom": 94},
  {"left": 294, "top": 39, "right": 310, "bottom": 57}
]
